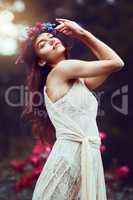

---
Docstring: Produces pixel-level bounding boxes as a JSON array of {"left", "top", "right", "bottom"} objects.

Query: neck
[{"left": 50, "top": 57, "right": 66, "bottom": 69}]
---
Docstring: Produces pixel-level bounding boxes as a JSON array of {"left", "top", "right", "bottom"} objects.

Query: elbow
[
  {"left": 119, "top": 59, "right": 125, "bottom": 68},
  {"left": 113, "top": 59, "right": 125, "bottom": 72}
]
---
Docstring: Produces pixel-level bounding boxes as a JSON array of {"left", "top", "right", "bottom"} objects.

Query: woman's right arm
[{"left": 53, "top": 58, "right": 124, "bottom": 81}]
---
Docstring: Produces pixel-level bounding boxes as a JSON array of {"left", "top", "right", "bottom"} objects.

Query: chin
[
  {"left": 56, "top": 45, "right": 65, "bottom": 51},
  {"left": 54, "top": 46, "right": 65, "bottom": 55},
  {"left": 47, "top": 46, "right": 66, "bottom": 63}
]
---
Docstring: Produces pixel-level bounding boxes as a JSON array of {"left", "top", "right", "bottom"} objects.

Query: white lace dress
[{"left": 32, "top": 78, "right": 107, "bottom": 200}]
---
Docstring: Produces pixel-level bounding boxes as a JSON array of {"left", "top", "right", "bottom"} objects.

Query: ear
[{"left": 38, "top": 60, "right": 46, "bottom": 67}]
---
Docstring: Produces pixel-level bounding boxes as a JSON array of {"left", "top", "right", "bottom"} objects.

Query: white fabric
[{"left": 32, "top": 78, "right": 107, "bottom": 200}]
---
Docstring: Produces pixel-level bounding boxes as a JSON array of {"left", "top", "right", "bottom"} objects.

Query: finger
[
  {"left": 62, "top": 30, "right": 72, "bottom": 35},
  {"left": 62, "top": 30, "right": 71, "bottom": 35},
  {"left": 56, "top": 18, "right": 69, "bottom": 22},
  {"left": 62, "top": 30, "right": 67, "bottom": 34},
  {"left": 55, "top": 23, "right": 65, "bottom": 30},
  {"left": 59, "top": 29, "right": 68, "bottom": 35},
  {"left": 66, "top": 31, "right": 73, "bottom": 35},
  {"left": 59, "top": 27, "right": 68, "bottom": 31},
  {"left": 56, "top": 27, "right": 69, "bottom": 33},
  {"left": 55, "top": 20, "right": 62, "bottom": 24}
]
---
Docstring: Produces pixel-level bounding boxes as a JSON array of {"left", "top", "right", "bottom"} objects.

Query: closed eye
[
  {"left": 38, "top": 35, "right": 55, "bottom": 49},
  {"left": 39, "top": 42, "right": 45, "bottom": 48}
]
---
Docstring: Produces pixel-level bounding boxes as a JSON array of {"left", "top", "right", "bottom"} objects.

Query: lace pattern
[{"left": 35, "top": 157, "right": 81, "bottom": 200}]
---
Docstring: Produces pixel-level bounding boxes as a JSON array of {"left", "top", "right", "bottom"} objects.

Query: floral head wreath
[{"left": 15, "top": 22, "right": 57, "bottom": 64}]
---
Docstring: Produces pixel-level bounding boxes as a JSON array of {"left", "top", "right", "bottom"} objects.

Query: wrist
[
  {"left": 77, "top": 30, "right": 96, "bottom": 49},
  {"left": 76, "top": 29, "right": 91, "bottom": 40}
]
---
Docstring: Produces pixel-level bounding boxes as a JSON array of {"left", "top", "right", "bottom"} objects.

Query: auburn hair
[{"left": 20, "top": 31, "right": 69, "bottom": 146}]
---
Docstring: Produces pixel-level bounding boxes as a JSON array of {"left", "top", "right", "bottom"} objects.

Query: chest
[{"left": 54, "top": 81, "right": 98, "bottom": 117}]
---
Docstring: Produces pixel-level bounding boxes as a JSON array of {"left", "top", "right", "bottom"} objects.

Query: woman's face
[{"left": 33, "top": 32, "right": 66, "bottom": 66}]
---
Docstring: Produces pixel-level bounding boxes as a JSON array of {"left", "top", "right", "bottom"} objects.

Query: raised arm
[
  {"left": 54, "top": 18, "right": 124, "bottom": 84},
  {"left": 54, "top": 58, "right": 124, "bottom": 80},
  {"left": 78, "top": 30, "right": 124, "bottom": 89},
  {"left": 79, "top": 30, "right": 124, "bottom": 63}
]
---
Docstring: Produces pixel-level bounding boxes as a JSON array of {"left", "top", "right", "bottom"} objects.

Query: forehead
[{"left": 35, "top": 32, "right": 53, "bottom": 44}]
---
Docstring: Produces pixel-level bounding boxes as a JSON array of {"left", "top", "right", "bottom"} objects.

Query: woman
[{"left": 17, "top": 18, "right": 124, "bottom": 200}]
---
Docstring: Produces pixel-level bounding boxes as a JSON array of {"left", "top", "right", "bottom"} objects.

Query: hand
[{"left": 55, "top": 18, "right": 85, "bottom": 38}]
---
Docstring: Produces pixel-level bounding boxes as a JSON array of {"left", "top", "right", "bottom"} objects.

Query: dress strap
[{"left": 79, "top": 78, "right": 85, "bottom": 84}]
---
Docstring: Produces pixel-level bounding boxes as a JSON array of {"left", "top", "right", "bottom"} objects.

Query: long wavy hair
[{"left": 20, "top": 31, "right": 69, "bottom": 146}]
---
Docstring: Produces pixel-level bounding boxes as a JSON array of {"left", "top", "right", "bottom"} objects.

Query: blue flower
[{"left": 45, "top": 22, "right": 56, "bottom": 32}]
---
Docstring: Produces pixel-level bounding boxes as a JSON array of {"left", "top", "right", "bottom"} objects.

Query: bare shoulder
[
  {"left": 54, "top": 59, "right": 80, "bottom": 72},
  {"left": 51, "top": 59, "right": 83, "bottom": 80}
]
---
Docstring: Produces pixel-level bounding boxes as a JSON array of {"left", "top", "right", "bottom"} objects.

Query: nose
[{"left": 49, "top": 38, "right": 60, "bottom": 47}]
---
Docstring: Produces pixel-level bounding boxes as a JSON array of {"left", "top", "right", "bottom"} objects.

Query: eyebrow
[{"left": 36, "top": 33, "right": 53, "bottom": 48}]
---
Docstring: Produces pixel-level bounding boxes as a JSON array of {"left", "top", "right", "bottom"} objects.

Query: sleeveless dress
[{"left": 32, "top": 78, "right": 107, "bottom": 200}]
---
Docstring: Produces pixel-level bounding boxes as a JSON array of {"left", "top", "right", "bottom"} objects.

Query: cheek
[
  {"left": 55, "top": 43, "right": 65, "bottom": 50},
  {"left": 57, "top": 45, "right": 66, "bottom": 53}
]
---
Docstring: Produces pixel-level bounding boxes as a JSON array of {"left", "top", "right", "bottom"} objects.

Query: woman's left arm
[
  {"left": 77, "top": 30, "right": 125, "bottom": 90},
  {"left": 55, "top": 18, "right": 125, "bottom": 90}
]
